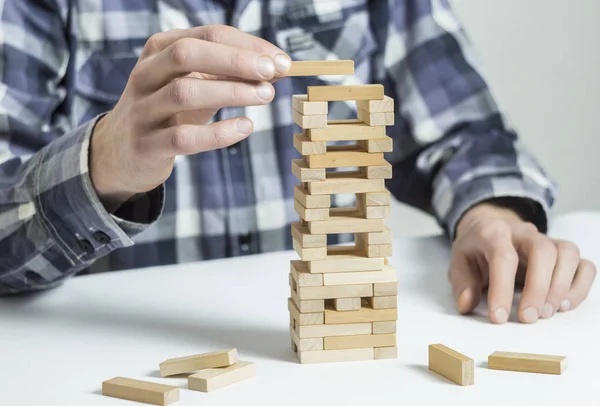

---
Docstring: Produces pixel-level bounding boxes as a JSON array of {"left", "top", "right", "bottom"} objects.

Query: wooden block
[
  {"left": 324, "top": 333, "right": 396, "bottom": 350},
  {"left": 291, "top": 288, "right": 325, "bottom": 313},
  {"left": 294, "top": 198, "right": 329, "bottom": 221},
  {"left": 293, "top": 133, "right": 326, "bottom": 156},
  {"left": 298, "top": 348, "right": 374, "bottom": 364},
  {"left": 306, "top": 146, "right": 385, "bottom": 169},
  {"left": 290, "top": 325, "right": 324, "bottom": 351},
  {"left": 357, "top": 137, "right": 393, "bottom": 153},
  {"left": 325, "top": 305, "right": 397, "bottom": 324},
  {"left": 159, "top": 349, "right": 237, "bottom": 377},
  {"left": 294, "top": 184, "right": 330, "bottom": 208},
  {"left": 297, "top": 283, "right": 373, "bottom": 300},
  {"left": 356, "top": 95, "right": 394, "bottom": 112},
  {"left": 291, "top": 222, "right": 326, "bottom": 248},
  {"left": 288, "top": 298, "right": 324, "bottom": 325},
  {"left": 428, "top": 344, "right": 474, "bottom": 386},
  {"left": 364, "top": 205, "right": 391, "bottom": 219},
  {"left": 308, "top": 248, "right": 385, "bottom": 273},
  {"left": 375, "top": 346, "right": 398, "bottom": 360},
  {"left": 323, "top": 266, "right": 396, "bottom": 286},
  {"left": 308, "top": 122, "right": 385, "bottom": 141},
  {"left": 292, "top": 159, "right": 325, "bottom": 182},
  {"left": 307, "top": 84, "right": 384, "bottom": 102},
  {"left": 288, "top": 60, "right": 355, "bottom": 76},
  {"left": 293, "top": 109, "right": 327, "bottom": 129},
  {"left": 487, "top": 351, "right": 567, "bottom": 375},
  {"left": 293, "top": 239, "right": 327, "bottom": 261},
  {"left": 297, "top": 322, "right": 372, "bottom": 339},
  {"left": 372, "top": 321, "right": 396, "bottom": 334},
  {"left": 308, "top": 171, "right": 385, "bottom": 195},
  {"left": 358, "top": 191, "right": 391, "bottom": 207},
  {"left": 102, "top": 377, "right": 179, "bottom": 406},
  {"left": 357, "top": 108, "right": 394, "bottom": 126},
  {"left": 359, "top": 163, "right": 392, "bottom": 179},
  {"left": 366, "top": 295, "right": 397, "bottom": 309},
  {"left": 290, "top": 260, "right": 323, "bottom": 287},
  {"left": 309, "top": 212, "right": 384, "bottom": 235},
  {"left": 188, "top": 361, "right": 256, "bottom": 393},
  {"left": 292, "top": 95, "right": 328, "bottom": 115},
  {"left": 374, "top": 282, "right": 398, "bottom": 297},
  {"left": 333, "top": 297, "right": 361, "bottom": 311},
  {"left": 362, "top": 243, "right": 393, "bottom": 258},
  {"left": 357, "top": 227, "right": 392, "bottom": 245}
]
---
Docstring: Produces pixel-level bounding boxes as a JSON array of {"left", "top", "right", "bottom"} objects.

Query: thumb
[{"left": 448, "top": 253, "right": 482, "bottom": 314}]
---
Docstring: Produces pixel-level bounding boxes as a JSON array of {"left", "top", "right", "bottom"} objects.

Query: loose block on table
[
  {"left": 428, "top": 344, "right": 474, "bottom": 386},
  {"left": 188, "top": 361, "right": 256, "bottom": 393},
  {"left": 488, "top": 351, "right": 567, "bottom": 375},
  {"left": 102, "top": 377, "right": 179, "bottom": 406},
  {"left": 159, "top": 349, "right": 237, "bottom": 377}
]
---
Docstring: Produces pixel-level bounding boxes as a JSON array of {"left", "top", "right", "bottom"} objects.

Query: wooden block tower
[{"left": 287, "top": 61, "right": 398, "bottom": 364}]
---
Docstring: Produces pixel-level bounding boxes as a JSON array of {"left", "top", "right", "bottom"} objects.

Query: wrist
[{"left": 456, "top": 201, "right": 524, "bottom": 240}]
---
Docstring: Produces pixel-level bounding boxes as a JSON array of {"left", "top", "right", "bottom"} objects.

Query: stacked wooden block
[{"left": 287, "top": 61, "right": 398, "bottom": 364}]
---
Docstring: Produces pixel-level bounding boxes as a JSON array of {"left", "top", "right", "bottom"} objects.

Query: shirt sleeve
[
  {"left": 0, "top": 0, "right": 164, "bottom": 295},
  {"left": 382, "top": 0, "right": 557, "bottom": 238}
]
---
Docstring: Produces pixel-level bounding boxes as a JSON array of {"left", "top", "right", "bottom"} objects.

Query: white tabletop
[{"left": 1, "top": 211, "right": 599, "bottom": 405}]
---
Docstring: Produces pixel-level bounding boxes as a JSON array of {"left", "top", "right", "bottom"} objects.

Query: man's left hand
[{"left": 449, "top": 201, "right": 597, "bottom": 324}]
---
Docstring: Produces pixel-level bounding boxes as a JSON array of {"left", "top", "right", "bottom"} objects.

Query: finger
[
  {"left": 448, "top": 252, "right": 482, "bottom": 314},
  {"left": 135, "top": 39, "right": 281, "bottom": 92},
  {"left": 479, "top": 221, "right": 519, "bottom": 324},
  {"left": 542, "top": 240, "right": 579, "bottom": 318},
  {"left": 140, "top": 25, "right": 291, "bottom": 74},
  {"left": 559, "top": 259, "right": 597, "bottom": 311},
  {"left": 514, "top": 234, "right": 558, "bottom": 323},
  {"left": 142, "top": 117, "right": 254, "bottom": 157},
  {"left": 139, "top": 77, "right": 274, "bottom": 124}
]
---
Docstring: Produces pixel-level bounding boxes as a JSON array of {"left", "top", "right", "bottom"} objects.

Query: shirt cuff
[
  {"left": 433, "top": 174, "right": 554, "bottom": 241},
  {"left": 34, "top": 115, "right": 164, "bottom": 266}
]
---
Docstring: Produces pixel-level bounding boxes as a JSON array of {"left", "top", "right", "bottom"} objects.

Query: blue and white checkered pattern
[{"left": 0, "top": 0, "right": 556, "bottom": 294}]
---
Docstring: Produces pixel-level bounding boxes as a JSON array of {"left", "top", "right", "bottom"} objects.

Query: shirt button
[
  {"left": 93, "top": 231, "right": 111, "bottom": 244},
  {"left": 239, "top": 233, "right": 251, "bottom": 252},
  {"left": 78, "top": 239, "right": 94, "bottom": 254},
  {"left": 228, "top": 146, "right": 238, "bottom": 155}
]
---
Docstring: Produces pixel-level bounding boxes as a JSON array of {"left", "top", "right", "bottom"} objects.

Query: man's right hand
[{"left": 89, "top": 25, "right": 291, "bottom": 211}]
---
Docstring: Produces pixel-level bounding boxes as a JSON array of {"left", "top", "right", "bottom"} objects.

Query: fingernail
[
  {"left": 559, "top": 300, "right": 571, "bottom": 312},
  {"left": 274, "top": 53, "right": 291, "bottom": 74},
  {"left": 236, "top": 118, "right": 252, "bottom": 134},
  {"left": 541, "top": 303, "right": 554, "bottom": 318},
  {"left": 256, "top": 55, "right": 275, "bottom": 78},
  {"left": 494, "top": 307, "right": 508, "bottom": 324},
  {"left": 521, "top": 307, "right": 538, "bottom": 323},
  {"left": 256, "top": 82, "right": 274, "bottom": 101}
]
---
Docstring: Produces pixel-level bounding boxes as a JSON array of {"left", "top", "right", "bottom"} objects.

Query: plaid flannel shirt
[{"left": 0, "top": 0, "right": 556, "bottom": 295}]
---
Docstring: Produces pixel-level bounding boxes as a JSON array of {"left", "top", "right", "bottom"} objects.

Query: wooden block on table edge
[
  {"left": 307, "top": 84, "right": 384, "bottom": 102},
  {"left": 428, "top": 344, "right": 474, "bottom": 386},
  {"left": 324, "top": 333, "right": 396, "bottom": 350},
  {"left": 333, "top": 297, "right": 362, "bottom": 311},
  {"left": 322, "top": 266, "right": 396, "bottom": 286},
  {"left": 294, "top": 184, "right": 331, "bottom": 208},
  {"left": 356, "top": 95, "right": 394, "bottom": 112},
  {"left": 288, "top": 297, "right": 324, "bottom": 325},
  {"left": 288, "top": 60, "right": 355, "bottom": 76},
  {"left": 159, "top": 349, "right": 238, "bottom": 377},
  {"left": 292, "top": 159, "right": 325, "bottom": 182},
  {"left": 296, "top": 322, "right": 372, "bottom": 339},
  {"left": 102, "top": 377, "right": 180, "bottom": 406},
  {"left": 373, "top": 321, "right": 396, "bottom": 334},
  {"left": 188, "top": 361, "right": 256, "bottom": 393},
  {"left": 293, "top": 109, "right": 327, "bottom": 129},
  {"left": 298, "top": 348, "right": 374, "bottom": 364},
  {"left": 292, "top": 95, "right": 328, "bottom": 115},
  {"left": 487, "top": 351, "right": 567, "bottom": 375},
  {"left": 375, "top": 346, "right": 398, "bottom": 360},
  {"left": 324, "top": 305, "right": 397, "bottom": 324}
]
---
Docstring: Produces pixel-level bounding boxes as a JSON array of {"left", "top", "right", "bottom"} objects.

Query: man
[{"left": 0, "top": 0, "right": 595, "bottom": 325}]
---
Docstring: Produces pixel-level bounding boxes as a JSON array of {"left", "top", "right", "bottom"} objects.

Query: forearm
[{"left": 0, "top": 118, "right": 163, "bottom": 295}]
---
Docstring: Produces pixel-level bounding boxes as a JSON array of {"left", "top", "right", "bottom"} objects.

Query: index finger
[{"left": 141, "top": 25, "right": 291, "bottom": 74}]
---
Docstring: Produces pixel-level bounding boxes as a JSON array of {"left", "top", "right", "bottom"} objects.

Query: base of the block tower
[{"left": 293, "top": 347, "right": 397, "bottom": 364}]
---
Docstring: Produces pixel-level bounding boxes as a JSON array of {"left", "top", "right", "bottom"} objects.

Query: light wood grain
[
  {"left": 366, "top": 295, "right": 397, "bottom": 309},
  {"left": 290, "top": 325, "right": 324, "bottom": 351},
  {"left": 309, "top": 211, "right": 385, "bottom": 234},
  {"left": 359, "top": 163, "right": 392, "bottom": 179},
  {"left": 428, "top": 344, "right": 474, "bottom": 386},
  {"left": 292, "top": 95, "right": 328, "bottom": 115},
  {"left": 188, "top": 361, "right": 256, "bottom": 393},
  {"left": 292, "top": 159, "right": 325, "bottom": 182},
  {"left": 288, "top": 60, "right": 355, "bottom": 76},
  {"left": 308, "top": 171, "right": 385, "bottom": 195},
  {"left": 356, "top": 95, "right": 394, "bottom": 112},
  {"left": 291, "top": 288, "right": 325, "bottom": 313},
  {"left": 288, "top": 298, "right": 324, "bottom": 325},
  {"left": 298, "top": 348, "right": 374, "bottom": 364},
  {"left": 307, "top": 84, "right": 384, "bottom": 102},
  {"left": 488, "top": 351, "right": 567, "bottom": 375},
  {"left": 357, "top": 137, "right": 393, "bottom": 153},
  {"left": 294, "top": 184, "right": 331, "bottom": 208},
  {"left": 291, "top": 222, "right": 327, "bottom": 248},
  {"left": 293, "top": 109, "right": 327, "bottom": 129},
  {"left": 297, "top": 283, "right": 373, "bottom": 300},
  {"left": 294, "top": 198, "right": 329, "bottom": 221},
  {"left": 308, "top": 122, "right": 385, "bottom": 141},
  {"left": 324, "top": 333, "right": 396, "bottom": 350},
  {"left": 296, "top": 322, "right": 372, "bottom": 339},
  {"left": 372, "top": 321, "right": 396, "bottom": 334},
  {"left": 159, "top": 349, "right": 237, "bottom": 377},
  {"left": 308, "top": 247, "right": 385, "bottom": 273},
  {"left": 102, "top": 377, "right": 179, "bottom": 406},
  {"left": 290, "top": 260, "right": 323, "bottom": 287},
  {"left": 322, "top": 266, "right": 396, "bottom": 286},
  {"left": 306, "top": 146, "right": 385, "bottom": 169},
  {"left": 333, "top": 297, "right": 362, "bottom": 311},
  {"left": 374, "top": 346, "right": 398, "bottom": 360},
  {"left": 373, "top": 282, "right": 398, "bottom": 297},
  {"left": 293, "top": 239, "right": 327, "bottom": 261},
  {"left": 357, "top": 108, "right": 394, "bottom": 126},
  {"left": 325, "top": 305, "right": 397, "bottom": 324},
  {"left": 293, "top": 133, "right": 327, "bottom": 156}
]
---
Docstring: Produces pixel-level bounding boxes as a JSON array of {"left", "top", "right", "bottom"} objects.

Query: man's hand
[
  {"left": 89, "top": 25, "right": 291, "bottom": 211},
  {"left": 449, "top": 201, "right": 597, "bottom": 324}
]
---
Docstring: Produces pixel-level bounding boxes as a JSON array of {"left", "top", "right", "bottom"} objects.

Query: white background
[{"left": 394, "top": 0, "right": 600, "bottom": 236}]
